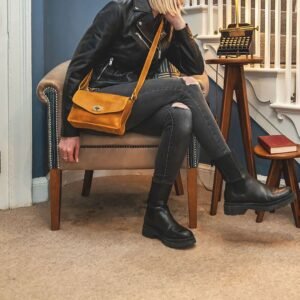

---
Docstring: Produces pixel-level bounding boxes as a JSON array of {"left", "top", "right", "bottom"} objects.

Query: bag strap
[
  {"left": 79, "top": 70, "right": 93, "bottom": 90},
  {"left": 79, "top": 18, "right": 164, "bottom": 101},
  {"left": 130, "top": 19, "right": 164, "bottom": 101}
]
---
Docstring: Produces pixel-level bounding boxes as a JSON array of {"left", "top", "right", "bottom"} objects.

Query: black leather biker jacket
[{"left": 62, "top": 0, "right": 204, "bottom": 137}]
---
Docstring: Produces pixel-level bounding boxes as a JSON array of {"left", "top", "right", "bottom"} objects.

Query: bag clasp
[{"left": 92, "top": 105, "right": 104, "bottom": 112}]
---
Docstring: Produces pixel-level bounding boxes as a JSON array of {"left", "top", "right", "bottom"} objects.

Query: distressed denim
[{"left": 98, "top": 77, "right": 231, "bottom": 184}]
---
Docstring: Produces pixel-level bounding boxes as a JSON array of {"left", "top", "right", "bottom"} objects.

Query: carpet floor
[{"left": 1, "top": 175, "right": 300, "bottom": 300}]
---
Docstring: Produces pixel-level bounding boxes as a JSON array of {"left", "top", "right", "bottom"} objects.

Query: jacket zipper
[
  {"left": 135, "top": 32, "right": 150, "bottom": 49},
  {"left": 97, "top": 57, "right": 114, "bottom": 81},
  {"left": 135, "top": 32, "right": 161, "bottom": 59}
]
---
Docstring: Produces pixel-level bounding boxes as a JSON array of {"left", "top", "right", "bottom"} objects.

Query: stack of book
[{"left": 258, "top": 135, "right": 297, "bottom": 154}]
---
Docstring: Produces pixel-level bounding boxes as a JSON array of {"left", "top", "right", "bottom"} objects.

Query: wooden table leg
[
  {"left": 283, "top": 159, "right": 300, "bottom": 228},
  {"left": 235, "top": 65, "right": 256, "bottom": 177},
  {"left": 210, "top": 66, "right": 236, "bottom": 215},
  {"left": 256, "top": 160, "right": 283, "bottom": 223}
]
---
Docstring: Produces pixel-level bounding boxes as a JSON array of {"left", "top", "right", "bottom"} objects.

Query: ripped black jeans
[{"left": 99, "top": 77, "right": 231, "bottom": 184}]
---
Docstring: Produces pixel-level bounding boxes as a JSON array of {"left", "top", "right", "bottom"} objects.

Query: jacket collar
[{"left": 133, "top": 0, "right": 152, "bottom": 13}]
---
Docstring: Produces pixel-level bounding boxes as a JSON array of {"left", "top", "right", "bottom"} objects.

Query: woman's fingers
[
  {"left": 58, "top": 143, "right": 67, "bottom": 160},
  {"left": 68, "top": 146, "right": 76, "bottom": 163},
  {"left": 164, "top": 13, "right": 185, "bottom": 30},
  {"left": 58, "top": 137, "right": 80, "bottom": 163},
  {"left": 74, "top": 141, "right": 80, "bottom": 163}
]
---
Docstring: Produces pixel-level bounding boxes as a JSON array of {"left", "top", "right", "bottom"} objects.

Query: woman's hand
[
  {"left": 58, "top": 137, "right": 80, "bottom": 163},
  {"left": 164, "top": 0, "right": 185, "bottom": 31},
  {"left": 164, "top": 12, "right": 186, "bottom": 30}
]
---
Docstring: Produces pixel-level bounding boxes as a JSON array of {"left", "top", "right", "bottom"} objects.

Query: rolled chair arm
[
  {"left": 36, "top": 61, "right": 70, "bottom": 170},
  {"left": 36, "top": 61, "right": 70, "bottom": 104},
  {"left": 193, "top": 73, "right": 209, "bottom": 98},
  {"left": 185, "top": 73, "right": 209, "bottom": 168}
]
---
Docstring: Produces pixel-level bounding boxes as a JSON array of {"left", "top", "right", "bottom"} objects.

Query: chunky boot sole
[
  {"left": 142, "top": 224, "right": 196, "bottom": 249},
  {"left": 224, "top": 192, "right": 295, "bottom": 216}
]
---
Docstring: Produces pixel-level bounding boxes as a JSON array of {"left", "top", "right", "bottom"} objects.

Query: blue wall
[
  {"left": 32, "top": 0, "right": 47, "bottom": 178},
  {"left": 44, "top": 0, "right": 109, "bottom": 73},
  {"left": 32, "top": 0, "right": 299, "bottom": 179}
]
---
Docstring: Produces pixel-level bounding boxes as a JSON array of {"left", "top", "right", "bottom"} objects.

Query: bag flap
[{"left": 72, "top": 90, "right": 130, "bottom": 114}]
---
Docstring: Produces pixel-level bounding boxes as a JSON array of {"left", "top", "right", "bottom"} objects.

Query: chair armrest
[
  {"left": 36, "top": 61, "right": 70, "bottom": 170},
  {"left": 153, "top": 59, "right": 210, "bottom": 98},
  {"left": 193, "top": 73, "right": 209, "bottom": 98},
  {"left": 36, "top": 60, "right": 70, "bottom": 104}
]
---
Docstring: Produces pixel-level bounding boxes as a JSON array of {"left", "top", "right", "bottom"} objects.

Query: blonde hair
[{"left": 148, "top": 0, "right": 184, "bottom": 15}]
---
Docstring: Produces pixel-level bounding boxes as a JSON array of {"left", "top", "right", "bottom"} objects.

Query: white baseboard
[
  {"left": 32, "top": 164, "right": 273, "bottom": 204},
  {"left": 32, "top": 177, "right": 49, "bottom": 204},
  {"left": 197, "top": 163, "right": 276, "bottom": 187}
]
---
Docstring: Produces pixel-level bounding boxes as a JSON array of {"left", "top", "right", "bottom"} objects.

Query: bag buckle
[{"left": 130, "top": 95, "right": 137, "bottom": 102}]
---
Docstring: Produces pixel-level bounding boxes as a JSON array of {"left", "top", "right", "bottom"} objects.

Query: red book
[{"left": 258, "top": 135, "right": 297, "bottom": 154}]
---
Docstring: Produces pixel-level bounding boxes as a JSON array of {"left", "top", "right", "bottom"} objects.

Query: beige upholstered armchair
[{"left": 37, "top": 60, "right": 209, "bottom": 231}]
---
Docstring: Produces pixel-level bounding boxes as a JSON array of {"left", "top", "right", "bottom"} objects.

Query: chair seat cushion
[
  {"left": 60, "top": 131, "right": 188, "bottom": 170},
  {"left": 80, "top": 131, "right": 161, "bottom": 147}
]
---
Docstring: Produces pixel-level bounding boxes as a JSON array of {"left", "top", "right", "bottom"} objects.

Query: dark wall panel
[
  {"left": 32, "top": 0, "right": 48, "bottom": 178},
  {"left": 44, "top": 0, "right": 109, "bottom": 72}
]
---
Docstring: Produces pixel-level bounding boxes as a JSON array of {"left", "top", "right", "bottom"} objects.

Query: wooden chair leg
[
  {"left": 174, "top": 170, "right": 184, "bottom": 196},
  {"left": 82, "top": 170, "right": 94, "bottom": 197},
  {"left": 50, "top": 169, "right": 62, "bottom": 231},
  {"left": 187, "top": 168, "right": 197, "bottom": 229},
  {"left": 256, "top": 160, "right": 282, "bottom": 223}
]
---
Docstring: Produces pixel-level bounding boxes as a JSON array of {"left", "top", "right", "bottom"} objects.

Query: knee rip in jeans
[
  {"left": 182, "top": 76, "right": 199, "bottom": 86},
  {"left": 171, "top": 102, "right": 190, "bottom": 110}
]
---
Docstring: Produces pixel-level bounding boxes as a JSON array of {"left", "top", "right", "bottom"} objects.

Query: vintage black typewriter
[{"left": 217, "top": 0, "right": 258, "bottom": 57}]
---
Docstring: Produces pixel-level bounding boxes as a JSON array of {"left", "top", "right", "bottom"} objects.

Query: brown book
[{"left": 258, "top": 135, "right": 297, "bottom": 154}]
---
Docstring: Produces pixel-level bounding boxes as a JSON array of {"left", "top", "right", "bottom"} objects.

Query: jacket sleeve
[
  {"left": 165, "top": 24, "right": 204, "bottom": 76},
  {"left": 61, "top": 1, "right": 123, "bottom": 137}
]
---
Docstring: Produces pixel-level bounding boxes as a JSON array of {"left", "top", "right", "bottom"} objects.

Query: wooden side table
[
  {"left": 206, "top": 57, "right": 263, "bottom": 215},
  {"left": 254, "top": 144, "right": 300, "bottom": 227}
]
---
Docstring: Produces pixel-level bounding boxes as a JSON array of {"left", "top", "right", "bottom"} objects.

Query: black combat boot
[
  {"left": 142, "top": 181, "right": 196, "bottom": 249},
  {"left": 214, "top": 153, "right": 295, "bottom": 215}
]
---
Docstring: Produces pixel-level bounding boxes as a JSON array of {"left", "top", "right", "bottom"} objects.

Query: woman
[{"left": 59, "top": 0, "right": 294, "bottom": 249}]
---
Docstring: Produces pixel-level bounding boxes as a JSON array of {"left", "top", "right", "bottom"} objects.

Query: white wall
[
  {"left": 0, "top": 0, "right": 32, "bottom": 209},
  {"left": 0, "top": 0, "right": 9, "bottom": 209}
]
